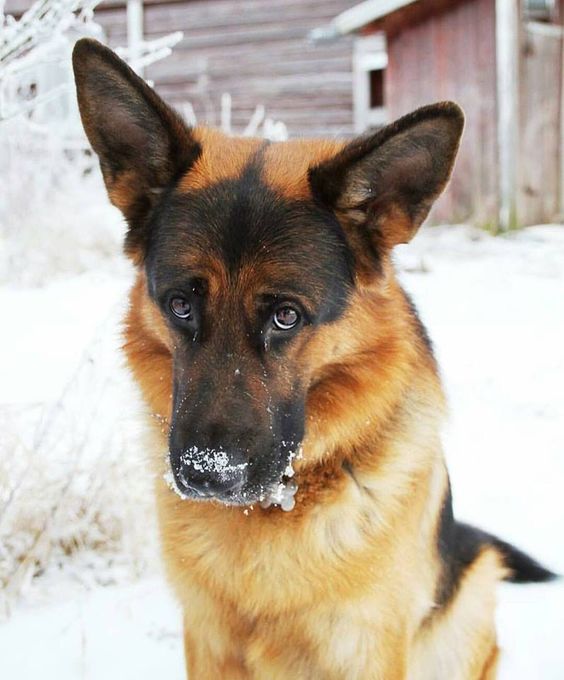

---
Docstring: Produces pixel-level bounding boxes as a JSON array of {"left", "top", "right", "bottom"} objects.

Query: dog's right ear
[{"left": 72, "top": 39, "right": 201, "bottom": 261}]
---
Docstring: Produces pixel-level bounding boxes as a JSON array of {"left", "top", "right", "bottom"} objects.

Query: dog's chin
[
  {"left": 215, "top": 476, "right": 299, "bottom": 511},
  {"left": 177, "top": 482, "right": 275, "bottom": 507},
  {"left": 183, "top": 485, "right": 260, "bottom": 507},
  {"left": 209, "top": 490, "right": 261, "bottom": 507}
]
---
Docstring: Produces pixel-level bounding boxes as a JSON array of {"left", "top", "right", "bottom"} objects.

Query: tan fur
[
  {"left": 262, "top": 137, "right": 344, "bottom": 199},
  {"left": 178, "top": 128, "right": 262, "bottom": 192},
  {"left": 121, "top": 131, "right": 505, "bottom": 679},
  {"left": 410, "top": 549, "right": 507, "bottom": 680},
  {"left": 177, "top": 128, "right": 344, "bottom": 202}
]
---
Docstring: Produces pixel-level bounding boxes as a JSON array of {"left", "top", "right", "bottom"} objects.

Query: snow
[
  {"left": 260, "top": 477, "right": 298, "bottom": 512},
  {"left": 179, "top": 446, "right": 248, "bottom": 478},
  {"left": 1, "top": 224, "right": 563, "bottom": 678},
  {"left": 0, "top": 577, "right": 185, "bottom": 680},
  {"left": 0, "top": 271, "right": 129, "bottom": 404}
]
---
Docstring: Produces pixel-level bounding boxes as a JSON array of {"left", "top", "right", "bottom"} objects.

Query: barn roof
[
  {"left": 310, "top": 0, "right": 417, "bottom": 40},
  {"left": 310, "top": 0, "right": 467, "bottom": 41}
]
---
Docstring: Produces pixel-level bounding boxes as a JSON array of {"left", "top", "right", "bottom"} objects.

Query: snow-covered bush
[
  {"left": 0, "top": 313, "right": 158, "bottom": 617},
  {"left": 0, "top": 0, "right": 176, "bottom": 612},
  {"left": 0, "top": 0, "right": 288, "bottom": 615},
  {"left": 0, "top": 0, "right": 187, "bottom": 286}
]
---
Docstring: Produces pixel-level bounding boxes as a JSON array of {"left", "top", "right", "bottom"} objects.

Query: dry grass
[{"left": 0, "top": 310, "right": 159, "bottom": 618}]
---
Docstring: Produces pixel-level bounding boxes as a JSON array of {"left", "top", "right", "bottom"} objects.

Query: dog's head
[{"left": 73, "top": 39, "right": 463, "bottom": 507}]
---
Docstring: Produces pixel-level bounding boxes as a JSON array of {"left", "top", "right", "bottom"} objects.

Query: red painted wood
[{"left": 384, "top": 0, "right": 498, "bottom": 224}]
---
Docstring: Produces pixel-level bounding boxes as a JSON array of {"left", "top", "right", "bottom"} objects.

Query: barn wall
[
  {"left": 93, "top": 0, "right": 358, "bottom": 138},
  {"left": 384, "top": 0, "right": 498, "bottom": 225},
  {"left": 518, "top": 20, "right": 563, "bottom": 224}
]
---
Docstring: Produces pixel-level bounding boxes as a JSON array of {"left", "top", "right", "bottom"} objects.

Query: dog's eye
[
  {"left": 273, "top": 306, "right": 300, "bottom": 331},
  {"left": 170, "top": 296, "right": 192, "bottom": 319}
]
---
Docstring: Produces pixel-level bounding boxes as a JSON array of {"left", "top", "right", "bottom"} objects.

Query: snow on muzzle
[
  {"left": 170, "top": 445, "right": 248, "bottom": 498},
  {"left": 164, "top": 442, "right": 302, "bottom": 511}
]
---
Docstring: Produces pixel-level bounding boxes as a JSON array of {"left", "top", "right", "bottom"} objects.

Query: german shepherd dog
[{"left": 73, "top": 39, "right": 554, "bottom": 679}]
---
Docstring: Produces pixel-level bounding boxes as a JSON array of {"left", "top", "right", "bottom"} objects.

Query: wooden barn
[
  {"left": 4, "top": 0, "right": 361, "bottom": 137},
  {"left": 5, "top": 0, "right": 562, "bottom": 228},
  {"left": 315, "top": 0, "right": 564, "bottom": 228},
  {"left": 89, "top": 0, "right": 365, "bottom": 138}
]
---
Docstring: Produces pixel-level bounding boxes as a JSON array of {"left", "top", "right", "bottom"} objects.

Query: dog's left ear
[
  {"left": 309, "top": 102, "right": 464, "bottom": 254},
  {"left": 72, "top": 38, "right": 201, "bottom": 261}
]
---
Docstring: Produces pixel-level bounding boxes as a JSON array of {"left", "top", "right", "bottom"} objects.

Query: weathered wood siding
[
  {"left": 93, "top": 0, "right": 358, "bottom": 138},
  {"left": 382, "top": 0, "right": 499, "bottom": 225},
  {"left": 518, "top": 20, "right": 563, "bottom": 225}
]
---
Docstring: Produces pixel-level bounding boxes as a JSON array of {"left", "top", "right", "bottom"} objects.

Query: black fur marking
[
  {"left": 436, "top": 481, "right": 557, "bottom": 609},
  {"left": 467, "top": 527, "right": 557, "bottom": 585},
  {"left": 435, "top": 480, "right": 477, "bottom": 607},
  {"left": 308, "top": 102, "right": 464, "bottom": 250},
  {"left": 146, "top": 156, "right": 355, "bottom": 327},
  {"left": 342, "top": 460, "right": 362, "bottom": 490}
]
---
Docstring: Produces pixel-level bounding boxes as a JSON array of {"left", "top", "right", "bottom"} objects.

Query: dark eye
[
  {"left": 170, "top": 296, "right": 192, "bottom": 319},
  {"left": 273, "top": 306, "right": 300, "bottom": 331}
]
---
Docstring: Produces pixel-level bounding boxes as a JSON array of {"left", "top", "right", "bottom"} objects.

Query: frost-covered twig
[
  {"left": 115, "top": 30, "right": 184, "bottom": 73},
  {"left": 0, "top": 311, "right": 155, "bottom": 613},
  {"left": 0, "top": 0, "right": 184, "bottom": 122},
  {"left": 0, "top": 0, "right": 99, "bottom": 68}
]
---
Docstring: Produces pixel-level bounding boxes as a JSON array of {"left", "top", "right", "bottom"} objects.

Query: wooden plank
[
  {"left": 142, "top": 0, "right": 354, "bottom": 32},
  {"left": 384, "top": 0, "right": 498, "bottom": 225},
  {"left": 144, "top": 39, "right": 353, "bottom": 65},
  {"left": 98, "top": 0, "right": 351, "bottom": 9},
  {"left": 496, "top": 0, "right": 521, "bottom": 230},
  {"left": 518, "top": 21, "right": 563, "bottom": 224},
  {"left": 5, "top": 0, "right": 359, "bottom": 139},
  {"left": 153, "top": 73, "right": 352, "bottom": 98},
  {"left": 475, "top": 0, "right": 499, "bottom": 223},
  {"left": 147, "top": 53, "right": 352, "bottom": 82}
]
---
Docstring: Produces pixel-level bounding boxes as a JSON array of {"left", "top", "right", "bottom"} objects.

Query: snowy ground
[{"left": 0, "top": 224, "right": 563, "bottom": 679}]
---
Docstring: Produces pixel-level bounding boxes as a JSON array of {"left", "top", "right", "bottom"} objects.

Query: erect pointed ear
[
  {"left": 72, "top": 39, "right": 201, "bottom": 261},
  {"left": 309, "top": 102, "right": 464, "bottom": 256}
]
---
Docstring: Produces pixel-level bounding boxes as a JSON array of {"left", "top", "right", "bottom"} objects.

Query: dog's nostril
[
  {"left": 184, "top": 480, "right": 208, "bottom": 497},
  {"left": 176, "top": 472, "right": 213, "bottom": 497},
  {"left": 180, "top": 473, "right": 243, "bottom": 498}
]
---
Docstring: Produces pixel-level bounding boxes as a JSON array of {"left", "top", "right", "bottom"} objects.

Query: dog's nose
[{"left": 172, "top": 445, "right": 247, "bottom": 498}]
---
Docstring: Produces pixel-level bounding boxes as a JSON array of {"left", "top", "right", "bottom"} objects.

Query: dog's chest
[{"left": 229, "top": 596, "right": 411, "bottom": 680}]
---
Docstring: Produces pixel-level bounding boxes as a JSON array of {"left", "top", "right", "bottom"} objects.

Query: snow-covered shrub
[
  {"left": 0, "top": 1, "right": 120, "bottom": 285},
  {"left": 0, "top": 0, "right": 289, "bottom": 614},
  {"left": 0, "top": 311, "right": 159, "bottom": 616},
  {"left": 0, "top": 0, "right": 188, "bottom": 286},
  {"left": 0, "top": 0, "right": 175, "bottom": 612}
]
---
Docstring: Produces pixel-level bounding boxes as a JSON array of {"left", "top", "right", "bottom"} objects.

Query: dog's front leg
[
  {"left": 183, "top": 620, "right": 250, "bottom": 680},
  {"left": 180, "top": 586, "right": 253, "bottom": 680}
]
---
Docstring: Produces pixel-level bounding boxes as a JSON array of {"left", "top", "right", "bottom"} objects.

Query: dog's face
[
  {"left": 144, "top": 153, "right": 354, "bottom": 503},
  {"left": 73, "top": 39, "right": 463, "bottom": 506}
]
